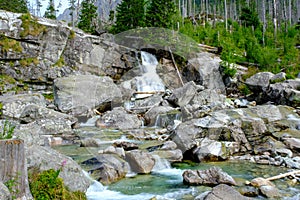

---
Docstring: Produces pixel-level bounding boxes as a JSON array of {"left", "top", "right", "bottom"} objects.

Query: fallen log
[{"left": 266, "top": 170, "right": 300, "bottom": 181}]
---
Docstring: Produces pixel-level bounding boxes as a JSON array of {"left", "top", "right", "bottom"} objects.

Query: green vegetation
[
  {"left": 19, "top": 13, "right": 46, "bottom": 37},
  {"left": 0, "top": 35, "right": 22, "bottom": 53},
  {"left": 4, "top": 174, "right": 20, "bottom": 199},
  {"left": 69, "top": 30, "right": 76, "bottom": 39},
  {"left": 0, "top": 0, "right": 28, "bottom": 13},
  {"left": 111, "top": 0, "right": 146, "bottom": 34},
  {"left": 44, "top": 0, "right": 57, "bottom": 19},
  {"left": 53, "top": 56, "right": 65, "bottom": 67},
  {"left": 77, "top": 0, "right": 98, "bottom": 34},
  {"left": 29, "top": 168, "right": 86, "bottom": 200},
  {"left": 19, "top": 57, "right": 39, "bottom": 67},
  {"left": 0, "top": 120, "right": 15, "bottom": 140}
]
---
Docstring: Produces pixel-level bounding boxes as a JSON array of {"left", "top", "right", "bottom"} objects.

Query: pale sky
[{"left": 28, "top": 0, "right": 70, "bottom": 16}]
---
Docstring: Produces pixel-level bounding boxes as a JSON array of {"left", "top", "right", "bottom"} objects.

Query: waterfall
[
  {"left": 135, "top": 51, "right": 165, "bottom": 99},
  {"left": 152, "top": 154, "right": 171, "bottom": 172}
]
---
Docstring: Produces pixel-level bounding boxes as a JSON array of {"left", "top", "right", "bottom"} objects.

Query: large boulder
[
  {"left": 182, "top": 166, "right": 236, "bottom": 186},
  {"left": 0, "top": 93, "right": 46, "bottom": 119},
  {"left": 144, "top": 105, "right": 178, "bottom": 127},
  {"left": 245, "top": 72, "right": 274, "bottom": 92},
  {"left": 185, "top": 52, "right": 225, "bottom": 93},
  {"left": 199, "top": 184, "right": 251, "bottom": 200},
  {"left": 54, "top": 75, "right": 122, "bottom": 116},
  {"left": 97, "top": 107, "right": 141, "bottom": 130},
  {"left": 125, "top": 150, "right": 155, "bottom": 174},
  {"left": 84, "top": 154, "right": 129, "bottom": 185},
  {"left": 26, "top": 145, "right": 91, "bottom": 192}
]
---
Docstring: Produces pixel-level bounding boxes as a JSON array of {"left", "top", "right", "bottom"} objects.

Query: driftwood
[
  {"left": 249, "top": 170, "right": 300, "bottom": 187},
  {"left": 266, "top": 170, "right": 300, "bottom": 181},
  {"left": 134, "top": 91, "right": 165, "bottom": 94},
  {"left": 169, "top": 47, "right": 184, "bottom": 86}
]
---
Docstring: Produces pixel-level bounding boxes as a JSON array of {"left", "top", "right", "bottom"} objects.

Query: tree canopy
[
  {"left": 77, "top": 0, "right": 98, "bottom": 34},
  {"left": 0, "top": 0, "right": 28, "bottom": 13}
]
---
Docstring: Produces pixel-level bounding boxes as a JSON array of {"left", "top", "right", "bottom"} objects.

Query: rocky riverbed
[{"left": 0, "top": 10, "right": 300, "bottom": 200}]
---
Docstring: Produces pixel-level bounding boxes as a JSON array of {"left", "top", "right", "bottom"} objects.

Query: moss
[
  {"left": 19, "top": 57, "right": 39, "bottom": 67},
  {"left": 42, "top": 93, "right": 54, "bottom": 100},
  {"left": 0, "top": 102, "right": 2, "bottom": 116},
  {"left": 0, "top": 35, "right": 22, "bottom": 53},
  {"left": 238, "top": 84, "right": 252, "bottom": 95},
  {"left": 29, "top": 168, "right": 87, "bottom": 200},
  {"left": 19, "top": 13, "right": 46, "bottom": 38},
  {"left": 69, "top": 30, "right": 76, "bottom": 39},
  {"left": 53, "top": 56, "right": 65, "bottom": 67},
  {"left": 242, "top": 66, "right": 259, "bottom": 80}
]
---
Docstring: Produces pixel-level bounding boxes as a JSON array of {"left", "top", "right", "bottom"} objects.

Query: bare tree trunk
[
  {"left": 273, "top": 0, "right": 277, "bottom": 44},
  {"left": 288, "top": 0, "right": 292, "bottom": 24},
  {"left": 262, "top": 0, "right": 266, "bottom": 46},
  {"left": 225, "top": 0, "right": 228, "bottom": 30}
]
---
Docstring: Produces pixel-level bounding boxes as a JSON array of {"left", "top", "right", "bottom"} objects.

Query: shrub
[{"left": 0, "top": 120, "right": 15, "bottom": 140}]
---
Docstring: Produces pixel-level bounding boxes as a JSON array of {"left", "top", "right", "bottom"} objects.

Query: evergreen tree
[
  {"left": 69, "top": 0, "right": 76, "bottom": 27},
  {"left": 240, "top": 7, "right": 260, "bottom": 29},
  {"left": 146, "top": 0, "right": 177, "bottom": 28},
  {"left": 77, "top": 0, "right": 98, "bottom": 34},
  {"left": 44, "top": 0, "right": 56, "bottom": 19},
  {"left": 111, "top": 0, "right": 146, "bottom": 34},
  {"left": 0, "top": 0, "right": 28, "bottom": 13}
]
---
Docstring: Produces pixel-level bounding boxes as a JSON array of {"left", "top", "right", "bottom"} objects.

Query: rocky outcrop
[
  {"left": 26, "top": 144, "right": 91, "bottom": 192},
  {"left": 182, "top": 166, "right": 236, "bottom": 186},
  {"left": 0, "top": 10, "right": 137, "bottom": 93},
  {"left": 245, "top": 72, "right": 300, "bottom": 106},
  {"left": 125, "top": 150, "right": 155, "bottom": 174},
  {"left": 54, "top": 75, "right": 122, "bottom": 116},
  {"left": 171, "top": 104, "right": 300, "bottom": 161}
]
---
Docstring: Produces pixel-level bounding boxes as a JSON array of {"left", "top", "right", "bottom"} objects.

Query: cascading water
[{"left": 135, "top": 51, "right": 165, "bottom": 99}]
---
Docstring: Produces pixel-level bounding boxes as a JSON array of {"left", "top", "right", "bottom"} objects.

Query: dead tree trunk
[{"left": 0, "top": 139, "right": 32, "bottom": 199}]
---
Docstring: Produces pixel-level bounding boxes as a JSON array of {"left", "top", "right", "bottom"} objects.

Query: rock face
[
  {"left": 125, "top": 150, "right": 155, "bottom": 174},
  {"left": 54, "top": 75, "right": 122, "bottom": 116},
  {"left": 185, "top": 52, "right": 225, "bottom": 94},
  {"left": 245, "top": 72, "right": 275, "bottom": 92},
  {"left": 182, "top": 167, "right": 236, "bottom": 186},
  {"left": 0, "top": 10, "right": 137, "bottom": 92}
]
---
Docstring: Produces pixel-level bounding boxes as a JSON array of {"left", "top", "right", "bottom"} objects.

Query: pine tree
[
  {"left": 77, "top": 0, "right": 98, "bottom": 34},
  {"left": 146, "top": 0, "right": 177, "bottom": 28},
  {"left": 69, "top": 0, "right": 76, "bottom": 27},
  {"left": 111, "top": 0, "right": 146, "bottom": 34},
  {"left": 0, "top": 0, "right": 28, "bottom": 13},
  {"left": 44, "top": 0, "right": 56, "bottom": 19}
]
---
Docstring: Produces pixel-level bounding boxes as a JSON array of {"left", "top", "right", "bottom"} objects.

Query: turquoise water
[{"left": 53, "top": 127, "right": 300, "bottom": 200}]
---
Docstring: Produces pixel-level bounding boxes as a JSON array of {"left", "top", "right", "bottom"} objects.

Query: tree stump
[{"left": 0, "top": 139, "right": 32, "bottom": 199}]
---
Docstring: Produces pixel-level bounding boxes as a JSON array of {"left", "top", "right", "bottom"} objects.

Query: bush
[
  {"left": 0, "top": 120, "right": 15, "bottom": 140},
  {"left": 29, "top": 168, "right": 87, "bottom": 200}
]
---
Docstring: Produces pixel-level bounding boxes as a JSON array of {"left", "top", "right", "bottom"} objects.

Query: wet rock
[
  {"left": 87, "top": 154, "right": 129, "bottom": 185},
  {"left": 125, "top": 150, "right": 155, "bottom": 174},
  {"left": 245, "top": 72, "right": 274, "bottom": 92},
  {"left": 238, "top": 186, "right": 259, "bottom": 197},
  {"left": 259, "top": 185, "right": 281, "bottom": 198},
  {"left": 27, "top": 145, "right": 91, "bottom": 192},
  {"left": 185, "top": 52, "right": 225, "bottom": 93},
  {"left": 275, "top": 148, "right": 293, "bottom": 158},
  {"left": 0, "top": 93, "right": 46, "bottom": 119},
  {"left": 152, "top": 149, "right": 183, "bottom": 163},
  {"left": 80, "top": 138, "right": 102, "bottom": 147},
  {"left": 54, "top": 75, "right": 122, "bottom": 116},
  {"left": 98, "top": 107, "right": 141, "bottom": 130},
  {"left": 203, "top": 184, "right": 251, "bottom": 200},
  {"left": 182, "top": 166, "right": 236, "bottom": 186},
  {"left": 283, "top": 157, "right": 300, "bottom": 169},
  {"left": 0, "top": 182, "right": 11, "bottom": 200},
  {"left": 160, "top": 141, "right": 177, "bottom": 150},
  {"left": 113, "top": 141, "right": 139, "bottom": 151}
]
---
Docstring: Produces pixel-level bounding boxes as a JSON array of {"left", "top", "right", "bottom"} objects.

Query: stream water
[{"left": 54, "top": 127, "right": 300, "bottom": 200}]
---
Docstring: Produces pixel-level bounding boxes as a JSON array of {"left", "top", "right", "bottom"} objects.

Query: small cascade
[
  {"left": 152, "top": 154, "right": 171, "bottom": 172},
  {"left": 80, "top": 116, "right": 100, "bottom": 127},
  {"left": 135, "top": 51, "right": 165, "bottom": 99}
]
